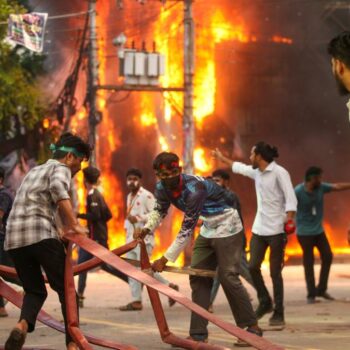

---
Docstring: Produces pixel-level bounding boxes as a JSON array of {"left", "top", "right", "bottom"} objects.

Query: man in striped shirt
[{"left": 4, "top": 133, "right": 90, "bottom": 350}]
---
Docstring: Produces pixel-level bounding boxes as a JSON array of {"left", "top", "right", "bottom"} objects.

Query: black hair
[
  {"left": 253, "top": 141, "right": 279, "bottom": 163},
  {"left": 126, "top": 168, "right": 143, "bottom": 179},
  {"left": 52, "top": 132, "right": 91, "bottom": 160},
  {"left": 153, "top": 152, "right": 180, "bottom": 171},
  {"left": 328, "top": 31, "right": 350, "bottom": 68},
  {"left": 83, "top": 166, "right": 100, "bottom": 184},
  {"left": 305, "top": 166, "right": 322, "bottom": 182},
  {"left": 0, "top": 167, "right": 4, "bottom": 181},
  {"left": 212, "top": 169, "right": 230, "bottom": 181}
]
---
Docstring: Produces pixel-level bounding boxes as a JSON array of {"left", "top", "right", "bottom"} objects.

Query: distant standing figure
[
  {"left": 295, "top": 166, "right": 350, "bottom": 304},
  {"left": 77, "top": 166, "right": 128, "bottom": 307},
  {"left": 119, "top": 168, "right": 179, "bottom": 311},
  {"left": 208, "top": 169, "right": 256, "bottom": 313}
]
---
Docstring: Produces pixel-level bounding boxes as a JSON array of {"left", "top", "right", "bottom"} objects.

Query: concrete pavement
[{"left": 1, "top": 264, "right": 350, "bottom": 349}]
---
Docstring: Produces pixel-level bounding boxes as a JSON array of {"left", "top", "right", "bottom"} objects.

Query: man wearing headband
[
  {"left": 136, "top": 152, "right": 261, "bottom": 346},
  {"left": 295, "top": 167, "right": 350, "bottom": 304},
  {"left": 4, "top": 132, "right": 90, "bottom": 350}
]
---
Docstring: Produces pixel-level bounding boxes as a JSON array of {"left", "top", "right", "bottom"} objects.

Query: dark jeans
[
  {"left": 0, "top": 233, "right": 22, "bottom": 308},
  {"left": 190, "top": 232, "right": 257, "bottom": 340},
  {"left": 249, "top": 233, "right": 287, "bottom": 314},
  {"left": 77, "top": 239, "right": 128, "bottom": 296},
  {"left": 9, "top": 239, "right": 75, "bottom": 345},
  {"left": 297, "top": 232, "right": 333, "bottom": 298}
]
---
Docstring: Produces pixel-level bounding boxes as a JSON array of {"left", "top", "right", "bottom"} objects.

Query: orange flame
[
  {"left": 194, "top": 10, "right": 249, "bottom": 127},
  {"left": 84, "top": 2, "right": 323, "bottom": 269},
  {"left": 271, "top": 35, "right": 293, "bottom": 45},
  {"left": 96, "top": 1, "right": 125, "bottom": 250},
  {"left": 194, "top": 148, "right": 212, "bottom": 174}
]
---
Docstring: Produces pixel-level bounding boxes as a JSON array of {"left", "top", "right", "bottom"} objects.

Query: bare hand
[
  {"left": 133, "top": 227, "right": 150, "bottom": 240},
  {"left": 151, "top": 256, "right": 168, "bottom": 272},
  {"left": 211, "top": 148, "right": 224, "bottom": 161},
  {"left": 71, "top": 224, "right": 89, "bottom": 236},
  {"left": 127, "top": 215, "right": 138, "bottom": 224}
]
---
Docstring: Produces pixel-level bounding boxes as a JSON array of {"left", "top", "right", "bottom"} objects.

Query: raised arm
[
  {"left": 212, "top": 148, "right": 234, "bottom": 166},
  {"left": 212, "top": 148, "right": 256, "bottom": 179},
  {"left": 330, "top": 182, "right": 350, "bottom": 191}
]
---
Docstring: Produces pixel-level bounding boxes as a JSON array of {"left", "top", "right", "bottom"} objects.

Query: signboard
[{"left": 7, "top": 12, "right": 48, "bottom": 53}]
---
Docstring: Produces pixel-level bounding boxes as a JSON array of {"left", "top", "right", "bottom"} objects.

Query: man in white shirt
[
  {"left": 119, "top": 168, "right": 178, "bottom": 311},
  {"left": 213, "top": 142, "right": 297, "bottom": 327}
]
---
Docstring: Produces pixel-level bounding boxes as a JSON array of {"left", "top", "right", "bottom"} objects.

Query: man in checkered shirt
[{"left": 3, "top": 132, "right": 90, "bottom": 350}]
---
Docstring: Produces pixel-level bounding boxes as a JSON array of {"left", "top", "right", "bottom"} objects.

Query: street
[{"left": 1, "top": 263, "right": 350, "bottom": 350}]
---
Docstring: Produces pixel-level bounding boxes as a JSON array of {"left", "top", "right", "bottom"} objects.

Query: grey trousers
[{"left": 189, "top": 232, "right": 257, "bottom": 339}]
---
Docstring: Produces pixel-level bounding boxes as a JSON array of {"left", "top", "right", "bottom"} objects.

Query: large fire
[
  {"left": 70, "top": 1, "right": 349, "bottom": 268},
  {"left": 96, "top": 1, "right": 125, "bottom": 250}
]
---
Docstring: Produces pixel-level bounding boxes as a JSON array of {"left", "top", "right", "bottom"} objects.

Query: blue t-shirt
[{"left": 295, "top": 182, "right": 333, "bottom": 236}]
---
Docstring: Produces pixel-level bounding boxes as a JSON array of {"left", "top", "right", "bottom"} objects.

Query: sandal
[
  {"left": 5, "top": 328, "right": 26, "bottom": 350},
  {"left": 119, "top": 301, "right": 143, "bottom": 311}
]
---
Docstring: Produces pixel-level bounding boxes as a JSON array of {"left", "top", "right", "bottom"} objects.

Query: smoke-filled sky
[{"left": 32, "top": 0, "right": 350, "bottom": 248}]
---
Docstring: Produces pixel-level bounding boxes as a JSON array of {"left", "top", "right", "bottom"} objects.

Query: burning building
[{"left": 38, "top": 0, "right": 350, "bottom": 263}]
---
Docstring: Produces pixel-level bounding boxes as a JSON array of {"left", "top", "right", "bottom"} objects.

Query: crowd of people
[{"left": 1, "top": 31, "right": 350, "bottom": 350}]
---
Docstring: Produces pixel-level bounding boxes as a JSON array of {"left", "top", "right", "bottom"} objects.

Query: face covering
[{"left": 161, "top": 175, "right": 180, "bottom": 191}]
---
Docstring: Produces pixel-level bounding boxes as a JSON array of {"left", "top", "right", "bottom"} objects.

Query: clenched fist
[
  {"left": 133, "top": 227, "right": 151, "bottom": 240},
  {"left": 152, "top": 256, "right": 168, "bottom": 272}
]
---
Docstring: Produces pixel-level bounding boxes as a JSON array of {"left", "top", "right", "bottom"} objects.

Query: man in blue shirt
[
  {"left": 295, "top": 166, "right": 350, "bottom": 304},
  {"left": 136, "top": 152, "right": 261, "bottom": 346}
]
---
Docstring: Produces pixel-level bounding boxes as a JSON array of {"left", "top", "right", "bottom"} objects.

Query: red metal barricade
[{"left": 0, "top": 235, "right": 284, "bottom": 350}]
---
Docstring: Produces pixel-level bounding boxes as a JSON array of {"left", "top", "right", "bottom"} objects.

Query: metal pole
[
  {"left": 183, "top": 0, "right": 195, "bottom": 174},
  {"left": 88, "top": 0, "right": 99, "bottom": 166}
]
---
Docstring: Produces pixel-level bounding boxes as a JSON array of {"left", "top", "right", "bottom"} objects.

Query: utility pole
[
  {"left": 183, "top": 0, "right": 195, "bottom": 174},
  {"left": 94, "top": 0, "right": 195, "bottom": 171},
  {"left": 88, "top": 0, "right": 99, "bottom": 166}
]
